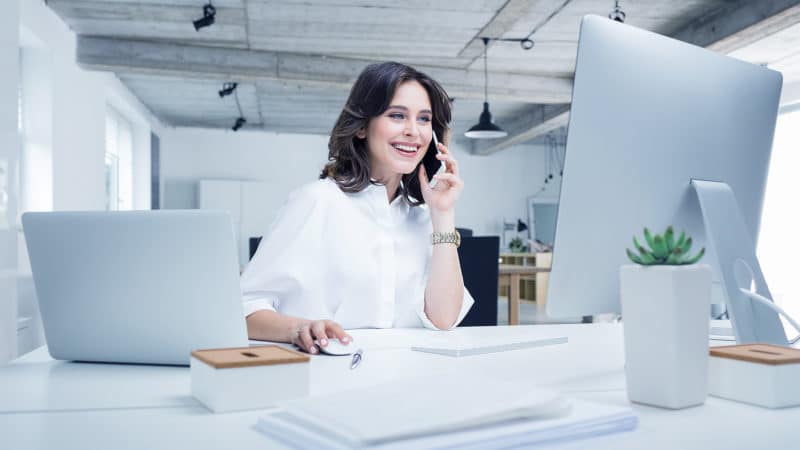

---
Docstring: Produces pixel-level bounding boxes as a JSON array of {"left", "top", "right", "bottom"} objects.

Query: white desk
[{"left": 1, "top": 324, "right": 797, "bottom": 449}]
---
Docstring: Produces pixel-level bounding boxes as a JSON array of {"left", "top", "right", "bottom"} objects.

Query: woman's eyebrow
[{"left": 387, "top": 105, "right": 433, "bottom": 115}]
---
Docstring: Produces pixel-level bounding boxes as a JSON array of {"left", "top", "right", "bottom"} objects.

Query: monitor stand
[{"left": 692, "top": 180, "right": 787, "bottom": 345}]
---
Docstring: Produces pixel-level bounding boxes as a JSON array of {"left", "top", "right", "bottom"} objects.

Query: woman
[{"left": 240, "top": 62, "right": 473, "bottom": 353}]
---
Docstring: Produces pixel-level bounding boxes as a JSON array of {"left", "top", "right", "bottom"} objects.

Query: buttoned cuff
[{"left": 418, "top": 287, "right": 475, "bottom": 331}]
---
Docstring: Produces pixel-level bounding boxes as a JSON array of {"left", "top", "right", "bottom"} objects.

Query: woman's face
[{"left": 360, "top": 80, "right": 433, "bottom": 183}]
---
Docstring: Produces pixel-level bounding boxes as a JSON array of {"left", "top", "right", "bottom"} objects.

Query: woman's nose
[{"left": 403, "top": 120, "right": 420, "bottom": 137}]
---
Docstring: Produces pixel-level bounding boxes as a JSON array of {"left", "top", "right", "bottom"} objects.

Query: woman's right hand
[{"left": 291, "top": 319, "right": 351, "bottom": 354}]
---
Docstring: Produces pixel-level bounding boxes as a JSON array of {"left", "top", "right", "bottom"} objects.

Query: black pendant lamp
[{"left": 465, "top": 37, "right": 507, "bottom": 139}]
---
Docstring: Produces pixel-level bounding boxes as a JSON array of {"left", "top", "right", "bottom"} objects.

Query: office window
[
  {"left": 105, "top": 107, "right": 133, "bottom": 211},
  {"left": 757, "top": 108, "right": 800, "bottom": 327},
  {"left": 17, "top": 77, "right": 23, "bottom": 133},
  {"left": 18, "top": 46, "right": 54, "bottom": 218},
  {"left": 11, "top": 52, "right": 23, "bottom": 228},
  {"left": 104, "top": 152, "right": 119, "bottom": 211}
]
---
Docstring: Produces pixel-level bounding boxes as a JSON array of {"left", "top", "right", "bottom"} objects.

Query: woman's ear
[{"left": 356, "top": 128, "right": 366, "bottom": 139}]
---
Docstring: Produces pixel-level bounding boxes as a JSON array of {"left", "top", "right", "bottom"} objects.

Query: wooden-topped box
[
  {"left": 708, "top": 344, "right": 800, "bottom": 408},
  {"left": 190, "top": 345, "right": 310, "bottom": 413}
]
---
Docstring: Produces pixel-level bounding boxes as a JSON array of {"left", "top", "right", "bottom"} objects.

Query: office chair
[
  {"left": 456, "top": 227, "right": 474, "bottom": 237},
  {"left": 249, "top": 236, "right": 262, "bottom": 261},
  {"left": 457, "top": 236, "right": 500, "bottom": 327}
]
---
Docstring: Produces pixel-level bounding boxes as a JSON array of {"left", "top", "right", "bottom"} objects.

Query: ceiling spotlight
[
  {"left": 193, "top": 3, "right": 216, "bottom": 31},
  {"left": 232, "top": 117, "right": 246, "bottom": 131},
  {"left": 218, "top": 82, "right": 238, "bottom": 98},
  {"left": 608, "top": 1, "right": 626, "bottom": 23}
]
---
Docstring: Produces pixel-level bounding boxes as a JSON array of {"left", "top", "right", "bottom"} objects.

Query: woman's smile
[{"left": 390, "top": 141, "right": 421, "bottom": 158}]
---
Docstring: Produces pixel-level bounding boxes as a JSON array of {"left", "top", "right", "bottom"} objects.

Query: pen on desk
[{"left": 350, "top": 349, "right": 363, "bottom": 370}]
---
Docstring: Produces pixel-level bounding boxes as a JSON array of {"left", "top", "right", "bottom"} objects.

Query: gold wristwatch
[{"left": 431, "top": 230, "right": 461, "bottom": 248}]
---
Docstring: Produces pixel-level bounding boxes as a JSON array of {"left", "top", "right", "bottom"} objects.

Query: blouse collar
[{"left": 359, "top": 180, "right": 411, "bottom": 220}]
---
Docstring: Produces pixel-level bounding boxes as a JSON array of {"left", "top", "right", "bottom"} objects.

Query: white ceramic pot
[{"left": 620, "top": 264, "right": 712, "bottom": 409}]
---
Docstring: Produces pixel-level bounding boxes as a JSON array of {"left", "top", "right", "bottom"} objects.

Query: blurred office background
[{"left": 2, "top": 0, "right": 800, "bottom": 362}]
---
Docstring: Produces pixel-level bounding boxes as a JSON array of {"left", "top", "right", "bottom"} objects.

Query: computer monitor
[{"left": 546, "top": 16, "right": 787, "bottom": 344}]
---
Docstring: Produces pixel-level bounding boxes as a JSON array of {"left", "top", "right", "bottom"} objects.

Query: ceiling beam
[
  {"left": 471, "top": 0, "right": 800, "bottom": 155},
  {"left": 457, "top": 0, "right": 536, "bottom": 62},
  {"left": 468, "top": 0, "right": 575, "bottom": 155},
  {"left": 76, "top": 36, "right": 573, "bottom": 104},
  {"left": 467, "top": 104, "right": 569, "bottom": 156},
  {"left": 671, "top": 0, "right": 800, "bottom": 53}
]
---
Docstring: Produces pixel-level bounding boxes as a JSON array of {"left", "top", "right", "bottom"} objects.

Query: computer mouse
[{"left": 314, "top": 337, "right": 356, "bottom": 356}]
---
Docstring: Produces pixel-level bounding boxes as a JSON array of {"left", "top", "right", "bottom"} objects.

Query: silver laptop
[{"left": 22, "top": 210, "right": 248, "bottom": 365}]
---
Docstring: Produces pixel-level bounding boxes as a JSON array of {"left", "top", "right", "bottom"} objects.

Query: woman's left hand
[{"left": 419, "top": 141, "right": 464, "bottom": 215}]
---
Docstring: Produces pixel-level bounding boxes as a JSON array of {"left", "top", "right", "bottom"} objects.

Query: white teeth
[{"left": 393, "top": 144, "right": 417, "bottom": 152}]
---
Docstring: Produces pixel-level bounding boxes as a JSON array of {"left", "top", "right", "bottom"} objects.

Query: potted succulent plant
[{"left": 620, "top": 226, "right": 712, "bottom": 409}]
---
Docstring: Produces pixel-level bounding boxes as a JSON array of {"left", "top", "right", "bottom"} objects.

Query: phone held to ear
[{"left": 423, "top": 130, "right": 447, "bottom": 189}]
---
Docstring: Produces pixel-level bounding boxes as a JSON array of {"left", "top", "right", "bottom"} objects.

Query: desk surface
[{"left": 2, "top": 324, "right": 797, "bottom": 450}]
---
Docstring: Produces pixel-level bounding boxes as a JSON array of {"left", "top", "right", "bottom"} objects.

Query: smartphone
[{"left": 422, "top": 130, "right": 447, "bottom": 188}]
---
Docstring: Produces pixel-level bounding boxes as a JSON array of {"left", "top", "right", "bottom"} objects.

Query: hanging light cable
[
  {"left": 464, "top": 38, "right": 508, "bottom": 139},
  {"left": 608, "top": 1, "right": 626, "bottom": 23},
  {"left": 231, "top": 87, "right": 246, "bottom": 131}
]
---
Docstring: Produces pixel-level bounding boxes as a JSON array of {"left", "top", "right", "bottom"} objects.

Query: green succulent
[
  {"left": 509, "top": 237, "right": 528, "bottom": 253},
  {"left": 626, "top": 226, "right": 705, "bottom": 266}
]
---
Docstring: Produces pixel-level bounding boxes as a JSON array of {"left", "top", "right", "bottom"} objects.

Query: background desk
[
  {"left": 2, "top": 324, "right": 797, "bottom": 449},
  {"left": 498, "top": 265, "right": 551, "bottom": 325},
  {"left": 499, "top": 252, "right": 552, "bottom": 315}
]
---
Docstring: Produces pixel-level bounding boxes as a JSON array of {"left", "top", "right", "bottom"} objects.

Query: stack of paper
[{"left": 255, "top": 374, "right": 636, "bottom": 449}]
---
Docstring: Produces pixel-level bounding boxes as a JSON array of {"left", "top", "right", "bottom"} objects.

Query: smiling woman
[
  {"left": 241, "top": 62, "right": 474, "bottom": 354},
  {"left": 323, "top": 62, "right": 452, "bottom": 206}
]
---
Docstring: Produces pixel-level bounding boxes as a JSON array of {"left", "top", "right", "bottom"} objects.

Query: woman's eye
[
  {"left": 388, "top": 113, "right": 405, "bottom": 120},
  {"left": 418, "top": 116, "right": 432, "bottom": 123}
]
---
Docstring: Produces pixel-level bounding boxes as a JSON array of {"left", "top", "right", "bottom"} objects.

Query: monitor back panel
[{"left": 547, "top": 16, "right": 782, "bottom": 317}]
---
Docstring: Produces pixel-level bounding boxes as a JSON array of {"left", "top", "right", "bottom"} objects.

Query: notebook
[{"left": 255, "top": 373, "right": 637, "bottom": 449}]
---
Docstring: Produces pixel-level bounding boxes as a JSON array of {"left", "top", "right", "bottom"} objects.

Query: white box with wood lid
[
  {"left": 708, "top": 344, "right": 800, "bottom": 408},
  {"left": 191, "top": 345, "right": 310, "bottom": 413}
]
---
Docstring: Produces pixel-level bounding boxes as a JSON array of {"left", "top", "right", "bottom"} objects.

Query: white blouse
[{"left": 240, "top": 178, "right": 474, "bottom": 330}]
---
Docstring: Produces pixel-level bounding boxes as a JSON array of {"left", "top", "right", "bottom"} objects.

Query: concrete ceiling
[{"left": 45, "top": 0, "right": 800, "bottom": 153}]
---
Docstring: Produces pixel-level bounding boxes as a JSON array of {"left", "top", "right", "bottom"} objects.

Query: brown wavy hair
[{"left": 320, "top": 62, "right": 452, "bottom": 206}]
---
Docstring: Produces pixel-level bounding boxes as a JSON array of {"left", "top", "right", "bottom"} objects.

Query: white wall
[
  {"left": 161, "top": 126, "right": 558, "bottom": 263},
  {"left": 0, "top": 0, "right": 21, "bottom": 365},
  {"left": 758, "top": 109, "right": 800, "bottom": 328},
  {"left": 20, "top": 2, "right": 162, "bottom": 214},
  {"left": 20, "top": 41, "right": 53, "bottom": 215},
  {"left": 161, "top": 128, "right": 329, "bottom": 212},
  {"left": 780, "top": 80, "right": 800, "bottom": 107},
  {"left": 7, "top": 0, "right": 164, "bottom": 359},
  {"left": 456, "top": 144, "right": 560, "bottom": 237}
]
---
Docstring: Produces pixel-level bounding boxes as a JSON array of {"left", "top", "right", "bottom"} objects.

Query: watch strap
[{"left": 431, "top": 230, "right": 461, "bottom": 248}]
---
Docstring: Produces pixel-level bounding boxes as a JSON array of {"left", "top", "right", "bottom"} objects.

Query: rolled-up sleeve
[
  {"left": 241, "top": 294, "right": 277, "bottom": 317},
  {"left": 417, "top": 286, "right": 475, "bottom": 331}
]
